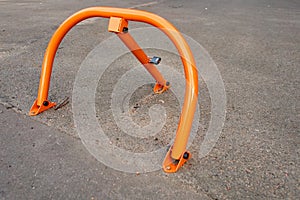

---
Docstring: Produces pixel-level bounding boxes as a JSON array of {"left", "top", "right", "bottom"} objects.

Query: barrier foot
[
  {"left": 162, "top": 147, "right": 191, "bottom": 173},
  {"left": 153, "top": 81, "right": 170, "bottom": 94},
  {"left": 29, "top": 100, "right": 56, "bottom": 116}
]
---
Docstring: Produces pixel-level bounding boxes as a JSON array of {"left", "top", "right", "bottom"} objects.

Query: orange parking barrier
[{"left": 29, "top": 7, "right": 198, "bottom": 173}]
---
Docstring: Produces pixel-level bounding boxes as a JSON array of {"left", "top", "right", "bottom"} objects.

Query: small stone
[
  {"left": 226, "top": 184, "right": 231, "bottom": 190},
  {"left": 159, "top": 100, "right": 164, "bottom": 104},
  {"left": 5, "top": 104, "right": 13, "bottom": 109}
]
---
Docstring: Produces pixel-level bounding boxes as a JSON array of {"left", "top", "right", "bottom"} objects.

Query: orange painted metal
[
  {"left": 29, "top": 7, "right": 198, "bottom": 173},
  {"left": 108, "top": 17, "right": 128, "bottom": 33},
  {"left": 153, "top": 82, "right": 170, "bottom": 94},
  {"left": 108, "top": 17, "right": 169, "bottom": 92},
  {"left": 116, "top": 30, "right": 168, "bottom": 88},
  {"left": 163, "top": 150, "right": 191, "bottom": 173}
]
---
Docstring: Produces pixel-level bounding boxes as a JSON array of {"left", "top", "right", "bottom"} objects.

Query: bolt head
[
  {"left": 122, "top": 27, "right": 128, "bottom": 32},
  {"left": 43, "top": 101, "right": 49, "bottom": 106}
]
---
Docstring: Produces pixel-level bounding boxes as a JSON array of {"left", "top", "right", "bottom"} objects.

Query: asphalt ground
[{"left": 0, "top": 0, "right": 299, "bottom": 199}]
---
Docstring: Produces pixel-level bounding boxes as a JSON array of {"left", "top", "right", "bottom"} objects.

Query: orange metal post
[
  {"left": 116, "top": 32, "right": 166, "bottom": 84},
  {"left": 29, "top": 7, "right": 198, "bottom": 173},
  {"left": 116, "top": 31, "right": 170, "bottom": 93},
  {"left": 107, "top": 16, "right": 169, "bottom": 93}
]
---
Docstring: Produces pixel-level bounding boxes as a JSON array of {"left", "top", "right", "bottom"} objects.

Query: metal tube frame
[{"left": 29, "top": 7, "right": 198, "bottom": 173}]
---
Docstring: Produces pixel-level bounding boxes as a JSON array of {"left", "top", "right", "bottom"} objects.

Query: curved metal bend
[{"left": 29, "top": 7, "right": 198, "bottom": 173}]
